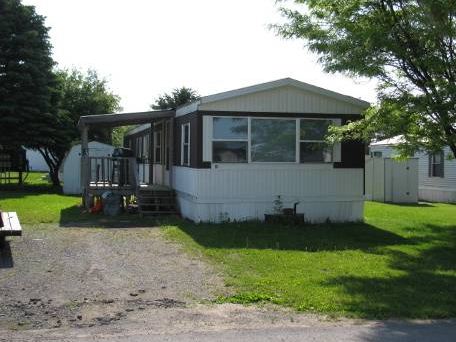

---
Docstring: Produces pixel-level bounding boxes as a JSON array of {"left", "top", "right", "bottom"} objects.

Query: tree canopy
[
  {"left": 38, "top": 69, "right": 121, "bottom": 186},
  {"left": 275, "top": 0, "right": 456, "bottom": 157},
  {"left": 151, "top": 87, "right": 200, "bottom": 110},
  {"left": 0, "top": 0, "right": 55, "bottom": 149}
]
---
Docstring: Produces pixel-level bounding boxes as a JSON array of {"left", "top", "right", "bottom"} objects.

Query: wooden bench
[{"left": 0, "top": 212, "right": 22, "bottom": 242}]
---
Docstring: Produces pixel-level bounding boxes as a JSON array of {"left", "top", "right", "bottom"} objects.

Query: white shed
[
  {"left": 370, "top": 137, "right": 456, "bottom": 203},
  {"left": 365, "top": 157, "right": 419, "bottom": 203},
  {"left": 62, "top": 141, "right": 115, "bottom": 194}
]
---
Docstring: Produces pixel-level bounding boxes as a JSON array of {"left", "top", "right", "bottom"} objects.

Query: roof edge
[{"left": 200, "top": 78, "right": 371, "bottom": 108}]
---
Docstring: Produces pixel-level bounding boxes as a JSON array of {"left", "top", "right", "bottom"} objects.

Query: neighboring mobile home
[
  {"left": 370, "top": 138, "right": 456, "bottom": 203},
  {"left": 78, "top": 78, "right": 369, "bottom": 222}
]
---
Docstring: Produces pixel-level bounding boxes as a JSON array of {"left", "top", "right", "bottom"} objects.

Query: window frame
[
  {"left": 181, "top": 122, "right": 190, "bottom": 166},
  {"left": 299, "top": 118, "right": 333, "bottom": 164},
  {"left": 430, "top": 151, "right": 444, "bottom": 178},
  {"left": 212, "top": 116, "right": 249, "bottom": 163},
  {"left": 211, "top": 116, "right": 335, "bottom": 164}
]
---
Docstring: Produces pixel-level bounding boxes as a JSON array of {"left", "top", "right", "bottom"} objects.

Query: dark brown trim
[
  {"left": 333, "top": 117, "right": 365, "bottom": 169},
  {"left": 173, "top": 110, "right": 364, "bottom": 169},
  {"left": 174, "top": 112, "right": 202, "bottom": 168}
]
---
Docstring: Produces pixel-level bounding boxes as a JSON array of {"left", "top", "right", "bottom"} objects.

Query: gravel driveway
[{"left": 0, "top": 223, "right": 224, "bottom": 331}]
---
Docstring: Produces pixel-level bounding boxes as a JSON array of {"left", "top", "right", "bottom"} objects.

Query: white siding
[
  {"left": 173, "top": 165, "right": 364, "bottom": 223},
  {"left": 365, "top": 157, "right": 385, "bottom": 201},
  {"left": 365, "top": 157, "right": 418, "bottom": 203},
  {"left": 369, "top": 144, "right": 456, "bottom": 202},
  {"left": 418, "top": 147, "right": 456, "bottom": 202},
  {"left": 383, "top": 158, "right": 418, "bottom": 203},
  {"left": 198, "top": 86, "right": 365, "bottom": 115},
  {"left": 202, "top": 115, "right": 213, "bottom": 162}
]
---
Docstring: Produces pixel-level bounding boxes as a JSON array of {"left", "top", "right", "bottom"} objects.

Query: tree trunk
[
  {"left": 37, "top": 148, "right": 62, "bottom": 188},
  {"left": 449, "top": 143, "right": 456, "bottom": 159},
  {"left": 49, "top": 166, "right": 61, "bottom": 187}
]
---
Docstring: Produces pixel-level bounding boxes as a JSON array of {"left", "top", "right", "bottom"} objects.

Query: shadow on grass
[
  {"left": 0, "top": 185, "right": 62, "bottom": 197},
  {"left": 58, "top": 205, "right": 176, "bottom": 229},
  {"left": 169, "top": 220, "right": 408, "bottom": 252},
  {"left": 324, "top": 224, "right": 456, "bottom": 318}
]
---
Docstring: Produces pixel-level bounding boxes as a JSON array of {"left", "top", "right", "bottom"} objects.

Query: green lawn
[
  {"left": 0, "top": 172, "right": 160, "bottom": 227},
  {"left": 2, "top": 177, "right": 456, "bottom": 319},
  {"left": 0, "top": 172, "right": 81, "bottom": 223},
  {"left": 163, "top": 202, "right": 456, "bottom": 319}
]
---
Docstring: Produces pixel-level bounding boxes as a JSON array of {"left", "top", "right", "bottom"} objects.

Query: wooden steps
[{"left": 137, "top": 189, "right": 178, "bottom": 216}]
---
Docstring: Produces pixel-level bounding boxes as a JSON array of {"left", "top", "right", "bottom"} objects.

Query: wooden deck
[
  {"left": 87, "top": 182, "right": 171, "bottom": 195},
  {"left": 0, "top": 212, "right": 22, "bottom": 238}
]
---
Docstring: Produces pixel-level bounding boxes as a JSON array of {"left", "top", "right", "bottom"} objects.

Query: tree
[
  {"left": 111, "top": 126, "right": 133, "bottom": 147},
  {"left": 275, "top": 0, "right": 456, "bottom": 157},
  {"left": 151, "top": 87, "right": 200, "bottom": 110},
  {"left": 37, "top": 69, "right": 121, "bottom": 186},
  {"left": 0, "top": 0, "right": 55, "bottom": 149}
]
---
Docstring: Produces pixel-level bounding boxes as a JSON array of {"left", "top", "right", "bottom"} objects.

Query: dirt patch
[{"left": 0, "top": 224, "right": 225, "bottom": 331}]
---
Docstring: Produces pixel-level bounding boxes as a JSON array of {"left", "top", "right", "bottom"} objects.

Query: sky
[{"left": 23, "top": 0, "right": 378, "bottom": 113}]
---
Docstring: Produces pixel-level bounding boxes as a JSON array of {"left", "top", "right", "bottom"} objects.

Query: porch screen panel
[{"left": 251, "top": 119, "right": 296, "bottom": 162}]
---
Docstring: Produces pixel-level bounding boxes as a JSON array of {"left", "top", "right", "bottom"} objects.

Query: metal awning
[{"left": 77, "top": 110, "right": 175, "bottom": 129}]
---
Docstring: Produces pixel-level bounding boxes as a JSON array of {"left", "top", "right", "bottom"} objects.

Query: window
[
  {"left": 181, "top": 123, "right": 190, "bottom": 166},
  {"left": 430, "top": 151, "right": 444, "bottom": 177},
  {"left": 299, "top": 119, "right": 332, "bottom": 163},
  {"left": 213, "top": 117, "right": 248, "bottom": 163},
  {"left": 154, "top": 127, "right": 162, "bottom": 163},
  {"left": 251, "top": 119, "right": 296, "bottom": 162},
  {"left": 210, "top": 116, "right": 335, "bottom": 164},
  {"left": 372, "top": 151, "right": 383, "bottom": 158}
]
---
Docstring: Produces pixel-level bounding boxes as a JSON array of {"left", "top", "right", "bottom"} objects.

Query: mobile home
[{"left": 78, "top": 78, "right": 369, "bottom": 222}]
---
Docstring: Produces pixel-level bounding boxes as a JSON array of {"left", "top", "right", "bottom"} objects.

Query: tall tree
[
  {"left": 151, "top": 87, "right": 200, "bottom": 110},
  {"left": 37, "top": 69, "right": 121, "bottom": 186},
  {"left": 275, "top": 0, "right": 456, "bottom": 157},
  {"left": 0, "top": 0, "right": 55, "bottom": 149}
]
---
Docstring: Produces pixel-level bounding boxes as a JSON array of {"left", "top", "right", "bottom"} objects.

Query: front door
[{"left": 152, "top": 123, "right": 165, "bottom": 185}]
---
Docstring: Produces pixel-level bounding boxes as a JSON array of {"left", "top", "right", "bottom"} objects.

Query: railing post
[{"left": 129, "top": 157, "right": 138, "bottom": 190}]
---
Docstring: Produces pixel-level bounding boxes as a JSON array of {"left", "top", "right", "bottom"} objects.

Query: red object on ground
[{"left": 90, "top": 197, "right": 103, "bottom": 214}]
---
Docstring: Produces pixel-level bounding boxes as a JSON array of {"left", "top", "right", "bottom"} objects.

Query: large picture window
[
  {"left": 299, "top": 119, "right": 332, "bottom": 163},
  {"left": 213, "top": 117, "right": 248, "bottom": 163},
  {"left": 181, "top": 123, "right": 190, "bottom": 166},
  {"left": 251, "top": 119, "right": 296, "bottom": 162},
  {"left": 210, "top": 116, "right": 334, "bottom": 164}
]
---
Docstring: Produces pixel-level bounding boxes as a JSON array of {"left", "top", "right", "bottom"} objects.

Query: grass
[
  {"left": 0, "top": 172, "right": 164, "bottom": 227},
  {"left": 2, "top": 176, "right": 456, "bottom": 318},
  {"left": 0, "top": 172, "right": 81, "bottom": 224},
  {"left": 163, "top": 202, "right": 456, "bottom": 319}
]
